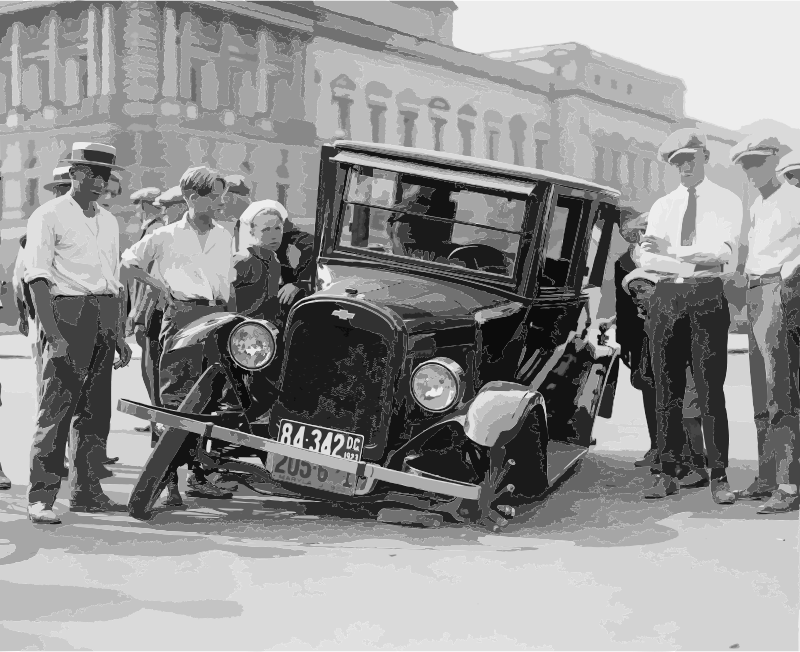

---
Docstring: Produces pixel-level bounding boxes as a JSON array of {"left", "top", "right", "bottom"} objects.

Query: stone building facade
[{"left": 0, "top": 1, "right": 754, "bottom": 324}]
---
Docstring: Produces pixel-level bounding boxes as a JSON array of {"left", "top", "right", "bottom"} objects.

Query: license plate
[
  {"left": 267, "top": 454, "right": 360, "bottom": 496},
  {"left": 278, "top": 419, "right": 364, "bottom": 461}
]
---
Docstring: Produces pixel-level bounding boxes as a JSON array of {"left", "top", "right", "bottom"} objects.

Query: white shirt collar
[{"left": 675, "top": 178, "right": 710, "bottom": 196}]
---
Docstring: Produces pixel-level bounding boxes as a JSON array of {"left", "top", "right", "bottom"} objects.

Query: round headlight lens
[
  {"left": 411, "top": 359, "right": 463, "bottom": 412},
  {"left": 228, "top": 321, "right": 278, "bottom": 370}
]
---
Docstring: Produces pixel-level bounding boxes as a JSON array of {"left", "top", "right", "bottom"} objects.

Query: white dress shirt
[
  {"left": 121, "top": 214, "right": 235, "bottom": 302},
  {"left": 745, "top": 183, "right": 800, "bottom": 277},
  {"left": 24, "top": 194, "right": 122, "bottom": 296},
  {"left": 640, "top": 178, "right": 744, "bottom": 278}
]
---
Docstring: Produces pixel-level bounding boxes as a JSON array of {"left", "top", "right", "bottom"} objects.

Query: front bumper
[{"left": 118, "top": 399, "right": 481, "bottom": 501}]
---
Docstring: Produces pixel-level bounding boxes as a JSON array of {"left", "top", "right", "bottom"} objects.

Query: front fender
[{"left": 387, "top": 381, "right": 547, "bottom": 471}]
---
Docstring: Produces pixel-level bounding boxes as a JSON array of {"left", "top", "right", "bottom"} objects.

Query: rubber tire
[
  {"left": 501, "top": 404, "right": 549, "bottom": 506},
  {"left": 128, "top": 364, "right": 228, "bottom": 521}
]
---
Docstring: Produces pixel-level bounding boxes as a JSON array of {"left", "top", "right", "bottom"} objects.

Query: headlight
[
  {"left": 228, "top": 320, "right": 279, "bottom": 370},
  {"left": 411, "top": 357, "right": 465, "bottom": 412}
]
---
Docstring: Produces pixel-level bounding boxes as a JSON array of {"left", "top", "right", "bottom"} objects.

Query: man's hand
[
  {"left": 17, "top": 317, "right": 29, "bottom": 337},
  {"left": 115, "top": 330, "right": 133, "bottom": 368},
  {"left": 277, "top": 283, "right": 301, "bottom": 305},
  {"left": 640, "top": 235, "right": 671, "bottom": 255},
  {"left": 47, "top": 334, "right": 69, "bottom": 358},
  {"left": 133, "top": 324, "right": 146, "bottom": 347}
]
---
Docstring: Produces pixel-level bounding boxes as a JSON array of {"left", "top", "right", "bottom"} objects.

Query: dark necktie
[{"left": 680, "top": 187, "right": 697, "bottom": 246}]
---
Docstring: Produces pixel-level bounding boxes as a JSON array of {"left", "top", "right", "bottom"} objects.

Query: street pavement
[{"left": 0, "top": 333, "right": 797, "bottom": 650}]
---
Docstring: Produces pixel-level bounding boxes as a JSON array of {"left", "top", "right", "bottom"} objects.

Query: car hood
[{"left": 313, "top": 263, "right": 516, "bottom": 331}]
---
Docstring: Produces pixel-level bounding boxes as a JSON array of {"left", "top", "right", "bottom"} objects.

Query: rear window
[{"left": 338, "top": 167, "right": 528, "bottom": 278}]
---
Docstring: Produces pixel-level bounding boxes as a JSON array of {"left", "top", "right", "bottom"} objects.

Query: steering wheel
[{"left": 446, "top": 245, "right": 509, "bottom": 274}]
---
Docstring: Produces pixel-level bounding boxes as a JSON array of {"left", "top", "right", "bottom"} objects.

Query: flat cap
[
  {"left": 130, "top": 187, "right": 162, "bottom": 205},
  {"left": 730, "top": 134, "right": 788, "bottom": 165},
  {"left": 224, "top": 175, "right": 252, "bottom": 197},
  {"left": 154, "top": 185, "right": 185, "bottom": 207},
  {"left": 777, "top": 150, "right": 800, "bottom": 181},
  {"left": 621, "top": 268, "right": 663, "bottom": 296},
  {"left": 658, "top": 128, "right": 708, "bottom": 164}
]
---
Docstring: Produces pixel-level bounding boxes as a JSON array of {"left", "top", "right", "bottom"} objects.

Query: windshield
[{"left": 337, "top": 167, "right": 528, "bottom": 278}]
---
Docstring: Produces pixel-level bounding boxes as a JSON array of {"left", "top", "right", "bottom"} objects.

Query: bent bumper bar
[{"left": 118, "top": 399, "right": 481, "bottom": 501}]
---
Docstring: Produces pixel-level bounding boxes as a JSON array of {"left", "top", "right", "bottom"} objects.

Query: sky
[{"left": 451, "top": 0, "right": 800, "bottom": 133}]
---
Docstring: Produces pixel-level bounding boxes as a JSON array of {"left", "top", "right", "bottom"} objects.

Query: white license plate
[
  {"left": 278, "top": 419, "right": 364, "bottom": 461},
  {"left": 267, "top": 455, "right": 360, "bottom": 496}
]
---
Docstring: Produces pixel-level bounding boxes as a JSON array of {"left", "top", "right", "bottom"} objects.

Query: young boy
[
  {"left": 233, "top": 200, "right": 290, "bottom": 322},
  {"left": 622, "top": 269, "right": 709, "bottom": 488}
]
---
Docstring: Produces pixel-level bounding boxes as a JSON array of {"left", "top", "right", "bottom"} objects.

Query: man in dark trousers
[
  {"left": 24, "top": 142, "right": 132, "bottom": 524},
  {"left": 733, "top": 136, "right": 800, "bottom": 513},
  {"left": 638, "top": 128, "right": 743, "bottom": 503}
]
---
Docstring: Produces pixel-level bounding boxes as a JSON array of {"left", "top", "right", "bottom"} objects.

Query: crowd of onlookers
[
  {"left": 607, "top": 128, "right": 800, "bottom": 513},
  {"left": 0, "top": 142, "right": 313, "bottom": 523}
]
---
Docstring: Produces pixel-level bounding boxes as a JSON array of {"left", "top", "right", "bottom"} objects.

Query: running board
[{"left": 546, "top": 441, "right": 588, "bottom": 485}]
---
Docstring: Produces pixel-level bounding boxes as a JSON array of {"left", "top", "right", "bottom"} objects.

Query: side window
[{"left": 541, "top": 195, "right": 588, "bottom": 288}]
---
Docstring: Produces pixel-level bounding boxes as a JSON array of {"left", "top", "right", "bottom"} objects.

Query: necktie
[{"left": 680, "top": 187, "right": 697, "bottom": 246}]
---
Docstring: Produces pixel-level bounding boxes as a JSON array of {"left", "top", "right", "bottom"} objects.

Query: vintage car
[{"left": 119, "top": 141, "right": 623, "bottom": 530}]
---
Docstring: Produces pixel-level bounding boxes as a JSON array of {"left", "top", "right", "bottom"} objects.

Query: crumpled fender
[
  {"left": 168, "top": 313, "right": 243, "bottom": 353},
  {"left": 456, "top": 381, "right": 546, "bottom": 448}
]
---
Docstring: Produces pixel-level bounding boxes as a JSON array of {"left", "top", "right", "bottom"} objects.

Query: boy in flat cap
[
  {"left": 23, "top": 142, "right": 132, "bottom": 524},
  {"left": 733, "top": 135, "right": 800, "bottom": 513},
  {"left": 638, "top": 128, "right": 743, "bottom": 503}
]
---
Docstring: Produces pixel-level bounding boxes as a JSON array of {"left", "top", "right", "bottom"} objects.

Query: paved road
[{"left": 0, "top": 336, "right": 797, "bottom": 650}]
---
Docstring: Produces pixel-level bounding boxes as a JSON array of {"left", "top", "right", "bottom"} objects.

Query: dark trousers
[
  {"left": 137, "top": 309, "right": 164, "bottom": 408},
  {"left": 647, "top": 279, "right": 730, "bottom": 480},
  {"left": 754, "top": 279, "right": 800, "bottom": 487},
  {"left": 28, "top": 295, "right": 119, "bottom": 506},
  {"left": 158, "top": 301, "right": 226, "bottom": 411}
]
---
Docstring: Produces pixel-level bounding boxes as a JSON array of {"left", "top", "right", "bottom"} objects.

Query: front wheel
[{"left": 128, "top": 364, "right": 229, "bottom": 520}]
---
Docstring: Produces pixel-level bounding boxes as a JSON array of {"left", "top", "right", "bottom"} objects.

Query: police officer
[
  {"left": 638, "top": 128, "right": 743, "bottom": 503},
  {"left": 733, "top": 136, "right": 800, "bottom": 513}
]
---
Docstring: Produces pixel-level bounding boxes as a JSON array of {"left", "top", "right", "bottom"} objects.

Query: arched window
[
  {"left": 508, "top": 115, "right": 527, "bottom": 166},
  {"left": 429, "top": 97, "right": 450, "bottom": 152},
  {"left": 331, "top": 74, "right": 356, "bottom": 138},
  {"left": 457, "top": 104, "right": 476, "bottom": 156}
]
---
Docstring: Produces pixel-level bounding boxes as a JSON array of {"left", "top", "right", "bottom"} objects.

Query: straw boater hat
[
  {"left": 130, "top": 187, "right": 162, "bottom": 206},
  {"left": 61, "top": 142, "right": 124, "bottom": 170},
  {"left": 42, "top": 166, "right": 72, "bottom": 192}
]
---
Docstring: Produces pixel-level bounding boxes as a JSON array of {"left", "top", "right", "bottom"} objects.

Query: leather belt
[{"left": 748, "top": 272, "right": 783, "bottom": 289}]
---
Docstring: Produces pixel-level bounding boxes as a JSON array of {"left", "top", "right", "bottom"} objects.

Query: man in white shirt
[
  {"left": 121, "top": 166, "right": 236, "bottom": 501},
  {"left": 733, "top": 136, "right": 800, "bottom": 513},
  {"left": 24, "top": 143, "right": 133, "bottom": 524},
  {"left": 638, "top": 128, "right": 743, "bottom": 504}
]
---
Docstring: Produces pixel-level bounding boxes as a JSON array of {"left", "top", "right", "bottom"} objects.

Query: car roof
[{"left": 333, "top": 140, "right": 621, "bottom": 200}]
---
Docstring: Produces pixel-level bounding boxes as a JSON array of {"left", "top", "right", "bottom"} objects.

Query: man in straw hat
[
  {"left": 732, "top": 134, "right": 800, "bottom": 513},
  {"left": 637, "top": 128, "right": 743, "bottom": 504},
  {"left": 23, "top": 142, "right": 132, "bottom": 524},
  {"left": 122, "top": 166, "right": 236, "bottom": 502}
]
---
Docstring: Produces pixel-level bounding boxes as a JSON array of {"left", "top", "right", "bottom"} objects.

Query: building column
[
  {"left": 86, "top": 6, "right": 100, "bottom": 97},
  {"left": 162, "top": 7, "right": 178, "bottom": 98},
  {"left": 47, "top": 13, "right": 60, "bottom": 102},
  {"left": 10, "top": 24, "right": 21, "bottom": 109},
  {"left": 256, "top": 29, "right": 269, "bottom": 113},
  {"left": 100, "top": 5, "right": 116, "bottom": 95}
]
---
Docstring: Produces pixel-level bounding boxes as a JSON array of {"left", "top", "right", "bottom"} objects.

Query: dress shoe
[
  {"left": 644, "top": 474, "right": 679, "bottom": 499},
  {"left": 69, "top": 494, "right": 128, "bottom": 513},
  {"left": 28, "top": 502, "right": 61, "bottom": 524},
  {"left": 161, "top": 482, "right": 183, "bottom": 507},
  {"left": 733, "top": 476, "right": 776, "bottom": 501},
  {"left": 134, "top": 424, "right": 151, "bottom": 433},
  {"left": 186, "top": 473, "right": 233, "bottom": 499},
  {"left": 0, "top": 470, "right": 10, "bottom": 490},
  {"left": 757, "top": 489, "right": 800, "bottom": 514},
  {"left": 679, "top": 468, "right": 709, "bottom": 489},
  {"left": 710, "top": 480, "right": 736, "bottom": 505},
  {"left": 634, "top": 449, "right": 658, "bottom": 468},
  {"left": 103, "top": 457, "right": 120, "bottom": 465}
]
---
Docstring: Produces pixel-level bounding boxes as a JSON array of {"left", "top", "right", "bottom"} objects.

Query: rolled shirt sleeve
[
  {"left": 23, "top": 206, "right": 56, "bottom": 286},
  {"left": 121, "top": 231, "right": 159, "bottom": 271}
]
